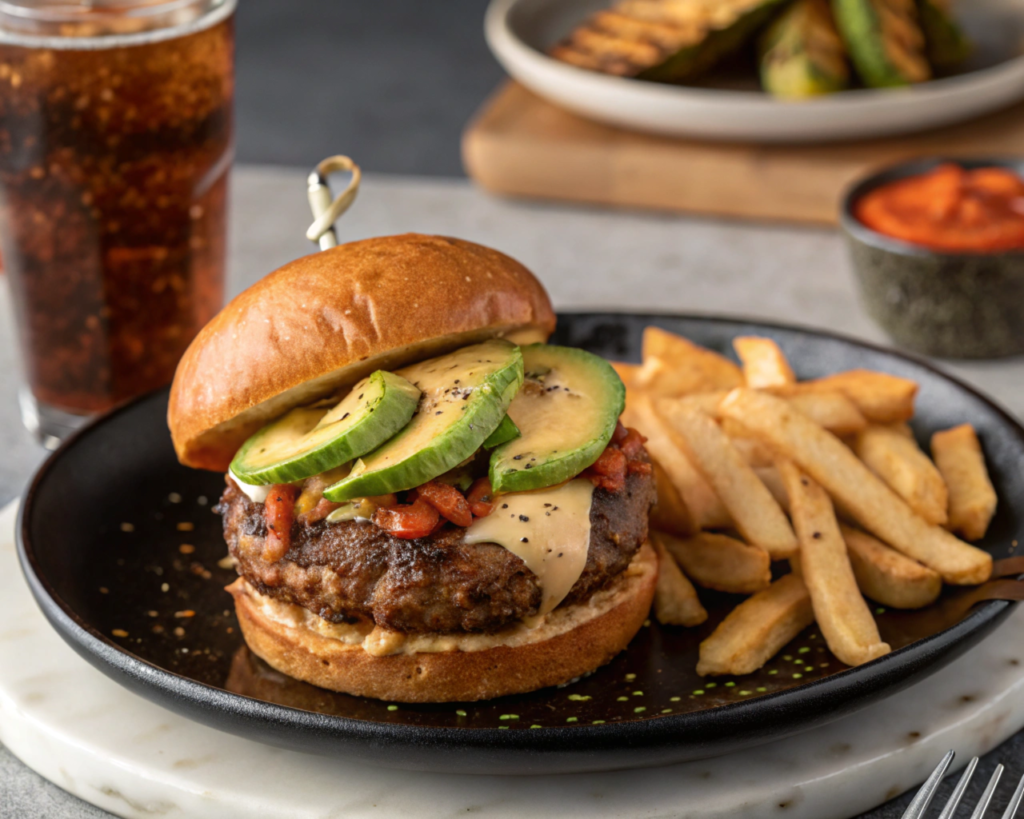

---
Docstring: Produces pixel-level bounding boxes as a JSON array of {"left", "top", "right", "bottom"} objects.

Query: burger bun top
[{"left": 168, "top": 233, "right": 556, "bottom": 471}]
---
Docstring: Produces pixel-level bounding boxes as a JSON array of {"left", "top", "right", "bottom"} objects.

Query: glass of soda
[{"left": 0, "top": 0, "right": 235, "bottom": 446}]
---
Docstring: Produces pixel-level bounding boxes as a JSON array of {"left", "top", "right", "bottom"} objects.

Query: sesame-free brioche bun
[
  {"left": 168, "top": 234, "right": 556, "bottom": 471},
  {"left": 226, "top": 542, "right": 657, "bottom": 703}
]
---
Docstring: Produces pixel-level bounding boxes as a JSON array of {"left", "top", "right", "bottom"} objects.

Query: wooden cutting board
[{"left": 462, "top": 82, "right": 1024, "bottom": 225}]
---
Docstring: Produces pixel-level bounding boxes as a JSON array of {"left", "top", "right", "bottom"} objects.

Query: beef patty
[{"left": 218, "top": 469, "right": 654, "bottom": 635}]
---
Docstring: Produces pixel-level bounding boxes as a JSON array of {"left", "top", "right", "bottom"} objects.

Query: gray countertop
[{"left": 2, "top": 165, "right": 1023, "bottom": 819}]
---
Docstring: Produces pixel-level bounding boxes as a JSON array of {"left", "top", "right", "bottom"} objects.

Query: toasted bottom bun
[{"left": 228, "top": 541, "right": 658, "bottom": 703}]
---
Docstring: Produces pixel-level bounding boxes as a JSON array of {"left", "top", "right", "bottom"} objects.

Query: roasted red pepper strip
[
  {"left": 301, "top": 496, "right": 343, "bottom": 525},
  {"left": 620, "top": 428, "right": 647, "bottom": 460},
  {"left": 586, "top": 446, "right": 627, "bottom": 492},
  {"left": 373, "top": 498, "right": 441, "bottom": 540},
  {"left": 263, "top": 484, "right": 299, "bottom": 563},
  {"left": 417, "top": 480, "right": 473, "bottom": 528},
  {"left": 591, "top": 444, "right": 627, "bottom": 475},
  {"left": 585, "top": 425, "right": 649, "bottom": 490},
  {"left": 466, "top": 477, "right": 495, "bottom": 519}
]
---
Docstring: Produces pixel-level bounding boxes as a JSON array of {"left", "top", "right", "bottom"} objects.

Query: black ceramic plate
[{"left": 17, "top": 314, "right": 1024, "bottom": 775}]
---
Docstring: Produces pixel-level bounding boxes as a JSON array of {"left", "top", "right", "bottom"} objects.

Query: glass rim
[
  {"left": 0, "top": 0, "right": 205, "bottom": 22},
  {"left": 0, "top": 0, "right": 234, "bottom": 49}
]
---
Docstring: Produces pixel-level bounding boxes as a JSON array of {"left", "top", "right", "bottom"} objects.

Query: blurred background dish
[
  {"left": 842, "top": 157, "right": 1024, "bottom": 359},
  {"left": 485, "top": 0, "right": 1024, "bottom": 142}
]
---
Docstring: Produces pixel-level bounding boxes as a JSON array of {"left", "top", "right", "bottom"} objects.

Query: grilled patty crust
[{"left": 218, "top": 469, "right": 654, "bottom": 635}]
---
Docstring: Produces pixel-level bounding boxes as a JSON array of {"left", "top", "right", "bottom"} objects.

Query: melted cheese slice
[{"left": 464, "top": 479, "right": 595, "bottom": 618}]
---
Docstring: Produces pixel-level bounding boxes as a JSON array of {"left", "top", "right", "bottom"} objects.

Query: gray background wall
[{"left": 234, "top": 0, "right": 503, "bottom": 176}]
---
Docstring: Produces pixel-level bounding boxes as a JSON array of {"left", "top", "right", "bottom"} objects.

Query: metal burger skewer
[{"left": 306, "top": 155, "right": 362, "bottom": 250}]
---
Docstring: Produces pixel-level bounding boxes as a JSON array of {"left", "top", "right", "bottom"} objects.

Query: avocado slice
[
  {"left": 229, "top": 370, "right": 421, "bottom": 486},
  {"left": 918, "top": 0, "right": 970, "bottom": 72},
  {"left": 324, "top": 340, "right": 524, "bottom": 502},
  {"left": 489, "top": 345, "right": 625, "bottom": 495},
  {"left": 832, "top": 0, "right": 931, "bottom": 88},
  {"left": 483, "top": 415, "right": 521, "bottom": 450},
  {"left": 760, "top": 0, "right": 850, "bottom": 99}
]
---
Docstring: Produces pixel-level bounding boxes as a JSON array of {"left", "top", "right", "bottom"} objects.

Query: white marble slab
[{"left": 1, "top": 500, "right": 1023, "bottom": 819}]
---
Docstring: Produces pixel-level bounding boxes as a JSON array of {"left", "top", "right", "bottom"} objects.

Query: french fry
[
  {"left": 786, "top": 391, "right": 868, "bottom": 436},
  {"left": 632, "top": 393, "right": 731, "bottom": 529},
  {"left": 774, "top": 369, "right": 918, "bottom": 424},
  {"left": 854, "top": 425, "right": 948, "bottom": 526},
  {"left": 652, "top": 534, "right": 708, "bottom": 627},
  {"left": 841, "top": 524, "right": 942, "bottom": 610},
  {"left": 727, "top": 433, "right": 776, "bottom": 469},
  {"left": 659, "top": 530, "right": 771, "bottom": 594},
  {"left": 734, "top": 336, "right": 796, "bottom": 388},
  {"left": 696, "top": 574, "right": 814, "bottom": 677},
  {"left": 754, "top": 466, "right": 789, "bottom": 512},
  {"left": 612, "top": 361, "right": 644, "bottom": 427},
  {"left": 676, "top": 391, "right": 728, "bottom": 416},
  {"left": 720, "top": 388, "right": 992, "bottom": 586},
  {"left": 932, "top": 424, "right": 998, "bottom": 541},
  {"left": 727, "top": 394, "right": 866, "bottom": 437},
  {"left": 634, "top": 356, "right": 677, "bottom": 393},
  {"left": 777, "top": 459, "right": 891, "bottom": 667},
  {"left": 638, "top": 327, "right": 743, "bottom": 396},
  {"left": 649, "top": 457, "right": 696, "bottom": 537},
  {"left": 888, "top": 421, "right": 915, "bottom": 439},
  {"left": 719, "top": 416, "right": 750, "bottom": 435},
  {"left": 656, "top": 398, "right": 798, "bottom": 559},
  {"left": 721, "top": 416, "right": 776, "bottom": 469},
  {"left": 611, "top": 361, "right": 640, "bottom": 391},
  {"left": 720, "top": 389, "right": 991, "bottom": 585}
]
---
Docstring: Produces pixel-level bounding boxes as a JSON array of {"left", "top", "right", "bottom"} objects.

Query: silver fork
[{"left": 901, "top": 751, "right": 1024, "bottom": 818}]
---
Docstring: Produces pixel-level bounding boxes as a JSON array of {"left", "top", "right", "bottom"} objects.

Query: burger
[{"left": 168, "top": 233, "right": 657, "bottom": 702}]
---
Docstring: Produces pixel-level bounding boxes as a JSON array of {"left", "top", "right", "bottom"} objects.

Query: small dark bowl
[{"left": 840, "top": 157, "right": 1024, "bottom": 360}]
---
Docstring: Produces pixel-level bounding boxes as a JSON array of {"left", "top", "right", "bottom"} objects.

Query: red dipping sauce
[{"left": 855, "top": 164, "right": 1024, "bottom": 253}]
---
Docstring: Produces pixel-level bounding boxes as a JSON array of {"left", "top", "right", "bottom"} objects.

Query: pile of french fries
[{"left": 616, "top": 327, "right": 999, "bottom": 678}]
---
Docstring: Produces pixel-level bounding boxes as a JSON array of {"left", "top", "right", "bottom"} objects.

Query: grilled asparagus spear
[
  {"left": 917, "top": 0, "right": 970, "bottom": 72},
  {"left": 550, "top": 0, "right": 791, "bottom": 82},
  {"left": 760, "top": 0, "right": 850, "bottom": 98},
  {"left": 832, "top": 0, "right": 931, "bottom": 87}
]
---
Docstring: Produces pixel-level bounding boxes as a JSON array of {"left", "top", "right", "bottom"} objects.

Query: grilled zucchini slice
[
  {"left": 760, "top": 0, "right": 850, "bottom": 98},
  {"left": 550, "top": 0, "right": 790, "bottom": 83},
  {"left": 832, "top": 0, "right": 931, "bottom": 87},
  {"left": 917, "top": 0, "right": 970, "bottom": 72}
]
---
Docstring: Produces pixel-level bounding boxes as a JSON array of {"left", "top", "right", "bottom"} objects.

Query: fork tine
[
  {"left": 969, "top": 764, "right": 1004, "bottom": 819},
  {"left": 999, "top": 770, "right": 1024, "bottom": 819},
  {"left": 902, "top": 751, "right": 956, "bottom": 819},
  {"left": 937, "top": 757, "right": 980, "bottom": 819}
]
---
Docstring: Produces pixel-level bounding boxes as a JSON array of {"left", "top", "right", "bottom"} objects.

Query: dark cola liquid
[{"left": 0, "top": 15, "right": 233, "bottom": 414}]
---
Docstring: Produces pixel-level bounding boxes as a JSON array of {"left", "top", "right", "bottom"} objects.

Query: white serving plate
[{"left": 485, "top": 0, "right": 1024, "bottom": 143}]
